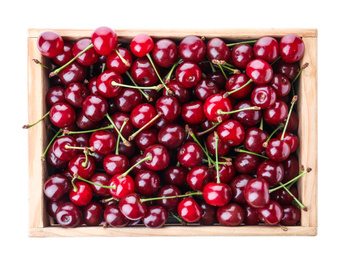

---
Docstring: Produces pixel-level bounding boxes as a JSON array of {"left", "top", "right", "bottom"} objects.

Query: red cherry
[
  {"left": 270, "top": 74, "right": 291, "bottom": 98},
  {"left": 251, "top": 85, "right": 277, "bottom": 109},
  {"left": 143, "top": 144, "right": 170, "bottom": 171},
  {"left": 52, "top": 41, "right": 74, "bottom": 66},
  {"left": 69, "top": 181, "right": 93, "bottom": 206},
  {"left": 225, "top": 73, "right": 254, "bottom": 99},
  {"left": 49, "top": 102, "right": 76, "bottom": 128},
  {"left": 96, "top": 70, "right": 123, "bottom": 98},
  {"left": 52, "top": 136, "right": 78, "bottom": 161},
  {"left": 130, "top": 103, "right": 157, "bottom": 129},
  {"left": 46, "top": 86, "right": 66, "bottom": 107},
  {"left": 280, "top": 205, "right": 301, "bottom": 226},
  {"left": 217, "top": 119, "right": 245, "bottom": 146},
  {"left": 130, "top": 57, "right": 159, "bottom": 86},
  {"left": 194, "top": 79, "right": 219, "bottom": 102},
  {"left": 244, "top": 127, "right": 269, "bottom": 154},
  {"left": 257, "top": 159, "right": 284, "bottom": 187},
  {"left": 134, "top": 170, "right": 160, "bottom": 196},
  {"left": 246, "top": 59, "right": 273, "bottom": 85},
  {"left": 231, "top": 44, "right": 254, "bottom": 69},
  {"left": 177, "top": 142, "right": 204, "bottom": 168},
  {"left": 82, "top": 94, "right": 108, "bottom": 122},
  {"left": 181, "top": 100, "right": 206, "bottom": 124},
  {"left": 119, "top": 193, "right": 147, "bottom": 220},
  {"left": 217, "top": 203, "right": 245, "bottom": 226},
  {"left": 203, "top": 183, "right": 232, "bottom": 207},
  {"left": 135, "top": 128, "right": 159, "bottom": 151},
  {"left": 58, "top": 61, "right": 87, "bottom": 86},
  {"left": 253, "top": 37, "right": 279, "bottom": 63},
  {"left": 244, "top": 178, "right": 270, "bottom": 208},
  {"left": 68, "top": 154, "right": 96, "bottom": 180},
  {"left": 72, "top": 38, "right": 99, "bottom": 66},
  {"left": 279, "top": 34, "right": 305, "bottom": 63},
  {"left": 103, "top": 154, "right": 129, "bottom": 175},
  {"left": 142, "top": 205, "right": 168, "bottom": 228},
  {"left": 162, "top": 166, "right": 188, "bottom": 187},
  {"left": 130, "top": 34, "right": 154, "bottom": 57},
  {"left": 232, "top": 100, "right": 262, "bottom": 127},
  {"left": 263, "top": 100, "right": 288, "bottom": 125},
  {"left": 104, "top": 204, "right": 129, "bottom": 227},
  {"left": 203, "top": 93, "right": 232, "bottom": 123},
  {"left": 206, "top": 38, "right": 231, "bottom": 62},
  {"left": 43, "top": 174, "right": 72, "bottom": 201},
  {"left": 177, "top": 198, "right": 203, "bottom": 223},
  {"left": 55, "top": 202, "right": 82, "bottom": 227},
  {"left": 230, "top": 174, "right": 253, "bottom": 204},
  {"left": 89, "top": 173, "right": 111, "bottom": 196},
  {"left": 257, "top": 200, "right": 283, "bottom": 225},
  {"left": 179, "top": 36, "right": 206, "bottom": 63},
  {"left": 89, "top": 130, "right": 116, "bottom": 155},
  {"left": 156, "top": 185, "right": 181, "bottom": 212},
  {"left": 186, "top": 166, "right": 211, "bottom": 191},
  {"left": 266, "top": 138, "right": 291, "bottom": 162},
  {"left": 109, "top": 174, "right": 135, "bottom": 199},
  {"left": 91, "top": 26, "right": 118, "bottom": 56},
  {"left": 175, "top": 62, "right": 202, "bottom": 89},
  {"left": 152, "top": 39, "right": 178, "bottom": 68},
  {"left": 37, "top": 31, "right": 64, "bottom": 58},
  {"left": 155, "top": 96, "right": 181, "bottom": 121},
  {"left": 277, "top": 132, "right": 299, "bottom": 153}
]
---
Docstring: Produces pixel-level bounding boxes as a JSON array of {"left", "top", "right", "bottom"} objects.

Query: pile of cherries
[{"left": 27, "top": 26, "right": 310, "bottom": 229}]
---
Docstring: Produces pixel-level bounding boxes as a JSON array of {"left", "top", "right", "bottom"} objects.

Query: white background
[{"left": 0, "top": 0, "right": 344, "bottom": 259}]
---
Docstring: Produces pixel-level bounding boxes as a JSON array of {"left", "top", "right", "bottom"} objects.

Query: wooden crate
[{"left": 27, "top": 28, "right": 318, "bottom": 237}]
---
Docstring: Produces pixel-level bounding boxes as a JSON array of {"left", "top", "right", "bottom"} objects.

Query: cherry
[
  {"left": 134, "top": 128, "right": 158, "bottom": 151},
  {"left": 64, "top": 83, "right": 89, "bottom": 108},
  {"left": 244, "top": 127, "right": 269, "bottom": 154},
  {"left": 130, "top": 34, "right": 154, "bottom": 57},
  {"left": 203, "top": 182, "right": 232, "bottom": 207},
  {"left": 271, "top": 185, "right": 298, "bottom": 205},
  {"left": 186, "top": 165, "right": 211, "bottom": 191},
  {"left": 89, "top": 130, "right": 116, "bottom": 155},
  {"left": 163, "top": 166, "right": 188, "bottom": 187},
  {"left": 143, "top": 144, "right": 170, "bottom": 171},
  {"left": 43, "top": 174, "right": 72, "bottom": 201},
  {"left": 96, "top": 70, "right": 123, "bottom": 98},
  {"left": 230, "top": 174, "right": 253, "bottom": 204},
  {"left": 103, "top": 154, "right": 129, "bottom": 175},
  {"left": 130, "top": 155, "right": 148, "bottom": 175},
  {"left": 244, "top": 178, "right": 270, "bottom": 208},
  {"left": 246, "top": 59, "right": 273, "bottom": 85},
  {"left": 163, "top": 80, "right": 191, "bottom": 104},
  {"left": 142, "top": 205, "right": 168, "bottom": 228},
  {"left": 130, "top": 57, "right": 159, "bottom": 86},
  {"left": 217, "top": 119, "right": 245, "bottom": 146},
  {"left": 58, "top": 61, "right": 87, "bottom": 86},
  {"left": 177, "top": 198, "right": 203, "bottom": 223},
  {"left": 279, "top": 34, "right": 305, "bottom": 63},
  {"left": 46, "top": 145, "right": 69, "bottom": 169},
  {"left": 257, "top": 159, "right": 284, "bottom": 186},
  {"left": 134, "top": 170, "right": 160, "bottom": 196},
  {"left": 198, "top": 200, "right": 217, "bottom": 225},
  {"left": 231, "top": 43, "right": 254, "bottom": 69},
  {"left": 75, "top": 111, "right": 100, "bottom": 130},
  {"left": 106, "top": 47, "right": 133, "bottom": 74},
  {"left": 203, "top": 93, "right": 232, "bottom": 123},
  {"left": 89, "top": 173, "right": 112, "bottom": 196},
  {"left": 257, "top": 200, "right": 283, "bottom": 225},
  {"left": 217, "top": 203, "right": 245, "bottom": 226},
  {"left": 37, "top": 31, "right": 64, "bottom": 58},
  {"left": 181, "top": 100, "right": 206, "bottom": 124},
  {"left": 68, "top": 154, "right": 96, "bottom": 179},
  {"left": 274, "top": 60, "right": 300, "bottom": 81},
  {"left": 277, "top": 132, "right": 299, "bottom": 153},
  {"left": 156, "top": 185, "right": 181, "bottom": 212},
  {"left": 243, "top": 205, "right": 260, "bottom": 225},
  {"left": 113, "top": 88, "right": 142, "bottom": 113},
  {"left": 46, "top": 197, "right": 67, "bottom": 218},
  {"left": 104, "top": 204, "right": 130, "bottom": 227},
  {"left": 207, "top": 38, "right": 231, "bottom": 62},
  {"left": 109, "top": 112, "right": 133, "bottom": 138},
  {"left": 177, "top": 142, "right": 204, "bottom": 168},
  {"left": 152, "top": 39, "right": 178, "bottom": 67},
  {"left": 158, "top": 123, "right": 185, "bottom": 149},
  {"left": 82, "top": 94, "right": 108, "bottom": 122},
  {"left": 232, "top": 100, "right": 262, "bottom": 127},
  {"left": 51, "top": 136, "right": 78, "bottom": 161},
  {"left": 155, "top": 96, "right": 181, "bottom": 121},
  {"left": 69, "top": 181, "right": 93, "bottom": 206},
  {"left": 283, "top": 110, "right": 298, "bottom": 132},
  {"left": 253, "top": 37, "right": 279, "bottom": 63},
  {"left": 109, "top": 174, "right": 135, "bottom": 199},
  {"left": 82, "top": 201, "right": 103, "bottom": 226},
  {"left": 266, "top": 138, "right": 291, "bottom": 162},
  {"left": 270, "top": 74, "right": 291, "bottom": 98},
  {"left": 207, "top": 71, "right": 227, "bottom": 89},
  {"left": 225, "top": 73, "right": 254, "bottom": 99},
  {"left": 119, "top": 193, "right": 147, "bottom": 220},
  {"left": 46, "top": 86, "right": 66, "bottom": 107},
  {"left": 130, "top": 103, "right": 157, "bottom": 129},
  {"left": 251, "top": 85, "right": 277, "bottom": 109},
  {"left": 55, "top": 202, "right": 82, "bottom": 228},
  {"left": 179, "top": 36, "right": 206, "bottom": 63},
  {"left": 194, "top": 79, "right": 219, "bottom": 102},
  {"left": 263, "top": 100, "right": 288, "bottom": 125},
  {"left": 91, "top": 26, "right": 118, "bottom": 56},
  {"left": 49, "top": 102, "right": 76, "bottom": 128},
  {"left": 280, "top": 205, "right": 301, "bottom": 226},
  {"left": 210, "top": 160, "right": 236, "bottom": 184},
  {"left": 282, "top": 155, "right": 299, "bottom": 183},
  {"left": 175, "top": 62, "right": 202, "bottom": 88},
  {"left": 206, "top": 133, "right": 231, "bottom": 156},
  {"left": 73, "top": 38, "right": 99, "bottom": 66},
  {"left": 52, "top": 41, "right": 73, "bottom": 66}
]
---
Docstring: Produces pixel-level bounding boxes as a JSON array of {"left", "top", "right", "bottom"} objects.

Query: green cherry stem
[
  {"left": 22, "top": 111, "right": 50, "bottom": 129},
  {"left": 291, "top": 63, "right": 309, "bottom": 85},
  {"left": 214, "top": 131, "right": 221, "bottom": 184},
  {"left": 111, "top": 81, "right": 159, "bottom": 91},
  {"left": 223, "top": 79, "right": 253, "bottom": 98},
  {"left": 169, "top": 212, "right": 187, "bottom": 225},
  {"left": 226, "top": 40, "right": 257, "bottom": 47},
  {"left": 115, "top": 118, "right": 128, "bottom": 155},
  {"left": 60, "top": 125, "right": 113, "bottom": 137},
  {"left": 41, "top": 128, "right": 63, "bottom": 161},
  {"left": 140, "top": 191, "right": 203, "bottom": 203},
  {"left": 270, "top": 56, "right": 281, "bottom": 67},
  {"left": 105, "top": 113, "right": 131, "bottom": 147},
  {"left": 119, "top": 154, "right": 153, "bottom": 178},
  {"left": 196, "top": 121, "right": 222, "bottom": 136},
  {"left": 128, "top": 112, "right": 162, "bottom": 141},
  {"left": 212, "top": 59, "right": 240, "bottom": 74},
  {"left": 72, "top": 173, "right": 116, "bottom": 190},
  {"left": 259, "top": 117, "right": 264, "bottom": 130},
  {"left": 125, "top": 71, "right": 152, "bottom": 102},
  {"left": 164, "top": 58, "right": 182, "bottom": 84},
  {"left": 115, "top": 49, "right": 131, "bottom": 67},
  {"left": 32, "top": 59, "right": 51, "bottom": 70},
  {"left": 217, "top": 106, "right": 261, "bottom": 115},
  {"left": 280, "top": 95, "right": 298, "bottom": 141},
  {"left": 279, "top": 182, "right": 307, "bottom": 211},
  {"left": 263, "top": 123, "right": 284, "bottom": 147},
  {"left": 81, "top": 148, "right": 90, "bottom": 167},
  {"left": 234, "top": 148, "right": 270, "bottom": 159}
]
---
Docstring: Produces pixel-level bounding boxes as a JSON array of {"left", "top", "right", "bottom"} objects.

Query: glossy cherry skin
[
  {"left": 244, "top": 127, "right": 269, "bottom": 153},
  {"left": 280, "top": 205, "right": 301, "bottom": 226},
  {"left": 282, "top": 155, "right": 299, "bottom": 183},
  {"left": 49, "top": 102, "right": 76, "bottom": 128},
  {"left": 207, "top": 71, "right": 227, "bottom": 89},
  {"left": 104, "top": 204, "right": 130, "bottom": 227},
  {"left": 143, "top": 144, "right": 170, "bottom": 171},
  {"left": 37, "top": 31, "right": 64, "bottom": 58},
  {"left": 230, "top": 174, "right": 253, "bottom": 204},
  {"left": 217, "top": 119, "right": 245, "bottom": 146},
  {"left": 232, "top": 100, "right": 262, "bottom": 127},
  {"left": 231, "top": 44, "right": 254, "bottom": 69},
  {"left": 130, "top": 34, "right": 154, "bottom": 57},
  {"left": 271, "top": 185, "right": 298, "bottom": 205},
  {"left": 217, "top": 203, "right": 245, "bottom": 226},
  {"left": 225, "top": 74, "right": 254, "bottom": 99},
  {"left": 64, "top": 83, "right": 89, "bottom": 108},
  {"left": 198, "top": 200, "right": 217, "bottom": 225},
  {"left": 109, "top": 112, "right": 133, "bottom": 138},
  {"left": 82, "top": 201, "right": 103, "bottom": 226},
  {"left": 103, "top": 154, "right": 129, "bottom": 175},
  {"left": 194, "top": 79, "right": 219, "bottom": 102},
  {"left": 55, "top": 202, "right": 82, "bottom": 228},
  {"left": 181, "top": 100, "right": 205, "bottom": 124},
  {"left": 119, "top": 193, "right": 147, "bottom": 220},
  {"left": 58, "top": 61, "right": 87, "bottom": 86},
  {"left": 243, "top": 205, "right": 260, "bottom": 225},
  {"left": 246, "top": 59, "right": 273, "bottom": 85},
  {"left": 251, "top": 85, "right": 277, "bottom": 109},
  {"left": 106, "top": 47, "right": 133, "bottom": 74},
  {"left": 163, "top": 80, "right": 191, "bottom": 105},
  {"left": 44, "top": 174, "right": 72, "bottom": 201},
  {"left": 266, "top": 138, "right": 291, "bottom": 162},
  {"left": 72, "top": 38, "right": 99, "bottom": 66},
  {"left": 128, "top": 155, "right": 147, "bottom": 175},
  {"left": 206, "top": 132, "right": 231, "bottom": 157},
  {"left": 152, "top": 39, "right": 178, "bottom": 67},
  {"left": 82, "top": 94, "right": 108, "bottom": 122},
  {"left": 277, "top": 132, "right": 299, "bottom": 153},
  {"left": 175, "top": 62, "right": 202, "bottom": 88},
  {"left": 130, "top": 103, "right": 157, "bottom": 129},
  {"left": 163, "top": 166, "right": 188, "bottom": 187},
  {"left": 203, "top": 183, "right": 232, "bottom": 207},
  {"left": 89, "top": 130, "right": 116, "bottom": 155},
  {"left": 158, "top": 124, "right": 185, "bottom": 149},
  {"left": 257, "top": 200, "right": 283, "bottom": 225},
  {"left": 274, "top": 60, "right": 300, "bottom": 81},
  {"left": 270, "top": 74, "right": 291, "bottom": 98},
  {"left": 89, "top": 173, "right": 111, "bottom": 196},
  {"left": 186, "top": 166, "right": 211, "bottom": 191},
  {"left": 211, "top": 161, "right": 236, "bottom": 184},
  {"left": 91, "top": 26, "right": 118, "bottom": 56},
  {"left": 113, "top": 88, "right": 142, "bottom": 113},
  {"left": 263, "top": 100, "right": 288, "bottom": 125},
  {"left": 109, "top": 174, "right": 135, "bottom": 199},
  {"left": 75, "top": 111, "right": 99, "bottom": 130},
  {"left": 51, "top": 136, "right": 78, "bottom": 161},
  {"left": 244, "top": 178, "right": 270, "bottom": 208},
  {"left": 46, "top": 145, "right": 69, "bottom": 169},
  {"left": 257, "top": 159, "right": 284, "bottom": 187},
  {"left": 284, "top": 110, "right": 298, "bottom": 133},
  {"left": 52, "top": 41, "right": 73, "bottom": 66},
  {"left": 155, "top": 96, "right": 181, "bottom": 121},
  {"left": 46, "top": 86, "right": 66, "bottom": 107},
  {"left": 69, "top": 181, "right": 93, "bottom": 206},
  {"left": 177, "top": 198, "right": 203, "bottom": 223},
  {"left": 156, "top": 185, "right": 181, "bottom": 212},
  {"left": 279, "top": 34, "right": 305, "bottom": 63},
  {"left": 96, "top": 70, "right": 123, "bottom": 98},
  {"left": 253, "top": 37, "right": 279, "bottom": 63},
  {"left": 179, "top": 36, "right": 206, "bottom": 63},
  {"left": 204, "top": 94, "right": 232, "bottom": 123},
  {"left": 68, "top": 154, "right": 96, "bottom": 179},
  {"left": 130, "top": 57, "right": 159, "bottom": 86},
  {"left": 135, "top": 128, "right": 158, "bottom": 151},
  {"left": 207, "top": 38, "right": 230, "bottom": 62},
  {"left": 177, "top": 142, "right": 204, "bottom": 168},
  {"left": 134, "top": 170, "right": 160, "bottom": 196},
  {"left": 46, "top": 197, "right": 67, "bottom": 218},
  {"left": 143, "top": 205, "right": 168, "bottom": 228}
]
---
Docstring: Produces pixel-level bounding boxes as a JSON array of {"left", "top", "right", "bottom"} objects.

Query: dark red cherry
[
  {"left": 37, "top": 31, "right": 64, "bottom": 58},
  {"left": 117, "top": 140, "right": 136, "bottom": 158},
  {"left": 257, "top": 159, "right": 284, "bottom": 187},
  {"left": 82, "top": 201, "right": 103, "bottom": 226},
  {"left": 49, "top": 102, "right": 76, "bottom": 128},
  {"left": 52, "top": 135, "right": 78, "bottom": 161},
  {"left": 52, "top": 41, "right": 73, "bottom": 66},
  {"left": 106, "top": 47, "right": 133, "bottom": 74},
  {"left": 64, "top": 83, "right": 89, "bottom": 108},
  {"left": 175, "top": 62, "right": 202, "bottom": 89},
  {"left": 143, "top": 205, "right": 168, "bottom": 228},
  {"left": 194, "top": 79, "right": 219, "bottom": 102},
  {"left": 55, "top": 202, "right": 82, "bottom": 228},
  {"left": 206, "top": 133, "right": 231, "bottom": 156},
  {"left": 251, "top": 85, "right": 277, "bottom": 109},
  {"left": 158, "top": 123, "right": 185, "bottom": 149},
  {"left": 69, "top": 181, "right": 93, "bottom": 206},
  {"left": 244, "top": 127, "right": 269, "bottom": 153},
  {"left": 68, "top": 154, "right": 96, "bottom": 179},
  {"left": 244, "top": 178, "right": 270, "bottom": 208},
  {"left": 46, "top": 86, "right": 66, "bottom": 107},
  {"left": 210, "top": 160, "right": 236, "bottom": 184},
  {"left": 163, "top": 166, "right": 188, "bottom": 187},
  {"left": 46, "top": 145, "right": 69, "bottom": 169},
  {"left": 266, "top": 138, "right": 291, "bottom": 162},
  {"left": 143, "top": 144, "right": 170, "bottom": 171},
  {"left": 270, "top": 74, "right": 291, "bottom": 98},
  {"left": 225, "top": 73, "right": 254, "bottom": 99},
  {"left": 253, "top": 37, "right": 279, "bottom": 63},
  {"left": 257, "top": 200, "right": 283, "bottom": 225},
  {"left": 203, "top": 183, "right": 232, "bottom": 207},
  {"left": 109, "top": 112, "right": 133, "bottom": 138},
  {"left": 280, "top": 205, "right": 301, "bottom": 226},
  {"left": 130, "top": 34, "right": 154, "bottom": 57},
  {"left": 91, "top": 26, "right": 118, "bottom": 56},
  {"left": 231, "top": 44, "right": 254, "bottom": 69},
  {"left": 232, "top": 100, "right": 262, "bottom": 127},
  {"left": 243, "top": 205, "right": 260, "bottom": 225},
  {"left": 46, "top": 197, "right": 67, "bottom": 218},
  {"left": 217, "top": 203, "right": 245, "bottom": 226},
  {"left": 96, "top": 70, "right": 123, "bottom": 98},
  {"left": 203, "top": 93, "right": 232, "bottom": 123},
  {"left": 207, "top": 71, "right": 227, "bottom": 89},
  {"left": 155, "top": 96, "right": 181, "bottom": 121},
  {"left": 274, "top": 60, "right": 300, "bottom": 81},
  {"left": 103, "top": 154, "right": 129, "bottom": 175},
  {"left": 282, "top": 155, "right": 299, "bottom": 183},
  {"left": 179, "top": 36, "right": 206, "bottom": 63},
  {"left": 186, "top": 165, "right": 210, "bottom": 191},
  {"left": 230, "top": 174, "right": 253, "bottom": 204},
  {"left": 263, "top": 100, "right": 288, "bottom": 125},
  {"left": 181, "top": 100, "right": 205, "bottom": 124},
  {"left": 58, "top": 61, "right": 87, "bottom": 86},
  {"left": 44, "top": 174, "right": 72, "bottom": 201},
  {"left": 198, "top": 200, "right": 217, "bottom": 225},
  {"left": 75, "top": 110, "right": 100, "bottom": 130},
  {"left": 283, "top": 110, "right": 298, "bottom": 132},
  {"left": 73, "top": 38, "right": 99, "bottom": 66},
  {"left": 234, "top": 153, "right": 262, "bottom": 175},
  {"left": 207, "top": 38, "right": 231, "bottom": 62},
  {"left": 89, "top": 130, "right": 116, "bottom": 155},
  {"left": 177, "top": 198, "right": 203, "bottom": 223},
  {"left": 246, "top": 59, "right": 273, "bottom": 85},
  {"left": 89, "top": 173, "right": 111, "bottom": 196},
  {"left": 82, "top": 94, "right": 108, "bottom": 122},
  {"left": 177, "top": 142, "right": 204, "bottom": 168},
  {"left": 130, "top": 103, "right": 157, "bottom": 129},
  {"left": 271, "top": 185, "right": 298, "bottom": 205},
  {"left": 135, "top": 128, "right": 158, "bottom": 151},
  {"left": 113, "top": 88, "right": 142, "bottom": 113},
  {"left": 135, "top": 170, "right": 160, "bottom": 196},
  {"left": 279, "top": 34, "right": 305, "bottom": 63},
  {"left": 104, "top": 204, "right": 130, "bottom": 227},
  {"left": 277, "top": 132, "right": 299, "bottom": 153},
  {"left": 130, "top": 155, "right": 148, "bottom": 175},
  {"left": 156, "top": 185, "right": 181, "bottom": 212},
  {"left": 119, "top": 193, "right": 147, "bottom": 220},
  {"left": 109, "top": 174, "right": 135, "bottom": 199},
  {"left": 152, "top": 39, "right": 178, "bottom": 67},
  {"left": 163, "top": 80, "right": 191, "bottom": 105},
  {"left": 217, "top": 119, "right": 245, "bottom": 146},
  {"left": 130, "top": 57, "right": 159, "bottom": 86}
]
